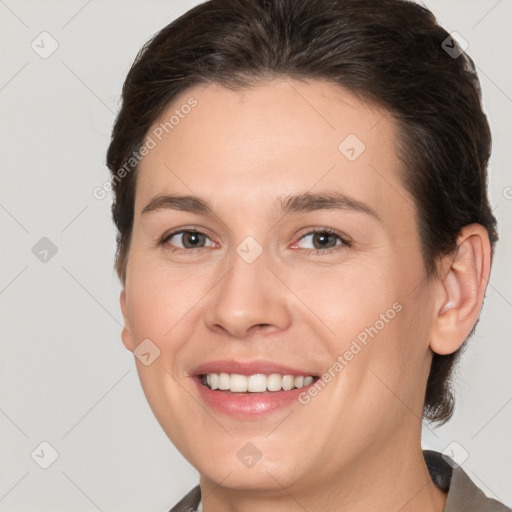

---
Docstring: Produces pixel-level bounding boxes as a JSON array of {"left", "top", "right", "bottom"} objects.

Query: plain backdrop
[{"left": 0, "top": 1, "right": 511, "bottom": 510}]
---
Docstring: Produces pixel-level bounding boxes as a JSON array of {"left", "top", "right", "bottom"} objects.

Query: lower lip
[{"left": 192, "top": 376, "right": 316, "bottom": 417}]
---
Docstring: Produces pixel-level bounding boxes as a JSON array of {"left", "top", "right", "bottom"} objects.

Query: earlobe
[
  {"left": 429, "top": 224, "right": 491, "bottom": 355},
  {"left": 120, "top": 289, "right": 134, "bottom": 353}
]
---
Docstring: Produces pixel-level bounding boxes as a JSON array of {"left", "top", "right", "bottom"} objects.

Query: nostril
[{"left": 252, "top": 323, "right": 272, "bottom": 332}]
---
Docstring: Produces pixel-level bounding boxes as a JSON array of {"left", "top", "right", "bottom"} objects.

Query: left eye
[{"left": 295, "top": 230, "right": 349, "bottom": 251}]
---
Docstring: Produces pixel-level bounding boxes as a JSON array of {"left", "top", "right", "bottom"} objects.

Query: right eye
[{"left": 161, "top": 229, "right": 216, "bottom": 252}]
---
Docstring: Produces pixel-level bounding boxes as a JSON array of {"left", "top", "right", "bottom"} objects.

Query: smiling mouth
[{"left": 199, "top": 372, "right": 319, "bottom": 393}]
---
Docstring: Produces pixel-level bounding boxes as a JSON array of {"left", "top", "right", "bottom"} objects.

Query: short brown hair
[{"left": 106, "top": 0, "right": 498, "bottom": 424}]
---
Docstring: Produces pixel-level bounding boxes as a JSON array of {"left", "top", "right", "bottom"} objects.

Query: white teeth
[
  {"left": 282, "top": 375, "right": 295, "bottom": 391},
  {"left": 248, "top": 374, "right": 267, "bottom": 392},
  {"left": 202, "top": 372, "right": 316, "bottom": 393},
  {"left": 218, "top": 372, "right": 230, "bottom": 390},
  {"left": 267, "top": 373, "right": 283, "bottom": 391},
  {"left": 294, "top": 376, "right": 304, "bottom": 388},
  {"left": 229, "top": 374, "right": 248, "bottom": 392}
]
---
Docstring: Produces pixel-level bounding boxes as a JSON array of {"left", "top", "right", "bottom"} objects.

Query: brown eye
[
  {"left": 164, "top": 230, "right": 213, "bottom": 250},
  {"left": 310, "top": 232, "right": 339, "bottom": 249},
  {"left": 295, "top": 229, "right": 350, "bottom": 252}
]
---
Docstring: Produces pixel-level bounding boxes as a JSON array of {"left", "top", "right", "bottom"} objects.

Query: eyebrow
[{"left": 141, "top": 191, "right": 381, "bottom": 221}]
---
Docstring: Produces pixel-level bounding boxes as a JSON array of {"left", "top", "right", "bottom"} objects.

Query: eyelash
[{"left": 159, "top": 227, "right": 352, "bottom": 256}]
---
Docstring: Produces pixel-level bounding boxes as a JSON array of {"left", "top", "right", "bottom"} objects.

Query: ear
[
  {"left": 429, "top": 224, "right": 492, "bottom": 355},
  {"left": 120, "top": 289, "right": 135, "bottom": 353}
]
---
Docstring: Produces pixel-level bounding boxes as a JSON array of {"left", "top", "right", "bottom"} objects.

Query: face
[{"left": 120, "top": 78, "right": 437, "bottom": 494}]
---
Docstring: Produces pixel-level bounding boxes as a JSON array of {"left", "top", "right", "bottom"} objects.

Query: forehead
[{"left": 135, "top": 78, "right": 415, "bottom": 227}]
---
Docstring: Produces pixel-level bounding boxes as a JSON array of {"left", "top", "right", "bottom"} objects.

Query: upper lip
[{"left": 190, "top": 359, "right": 318, "bottom": 377}]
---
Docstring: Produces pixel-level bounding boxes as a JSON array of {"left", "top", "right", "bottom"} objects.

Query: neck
[{"left": 198, "top": 430, "right": 447, "bottom": 512}]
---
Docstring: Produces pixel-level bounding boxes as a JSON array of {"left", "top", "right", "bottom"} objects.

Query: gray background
[{"left": 0, "top": 0, "right": 510, "bottom": 510}]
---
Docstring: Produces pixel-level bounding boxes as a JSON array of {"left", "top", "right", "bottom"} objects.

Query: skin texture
[{"left": 119, "top": 78, "right": 491, "bottom": 512}]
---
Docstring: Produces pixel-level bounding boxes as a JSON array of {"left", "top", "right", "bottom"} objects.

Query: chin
[
  {"left": 199, "top": 462, "right": 304, "bottom": 492},
  {"left": 181, "top": 437, "right": 308, "bottom": 490}
]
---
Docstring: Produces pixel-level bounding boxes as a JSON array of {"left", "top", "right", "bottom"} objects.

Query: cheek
[
  {"left": 280, "top": 259, "right": 401, "bottom": 340},
  {"left": 299, "top": 259, "right": 431, "bottom": 402},
  {"left": 125, "top": 255, "right": 212, "bottom": 341},
  {"left": 340, "top": 271, "right": 434, "bottom": 417}
]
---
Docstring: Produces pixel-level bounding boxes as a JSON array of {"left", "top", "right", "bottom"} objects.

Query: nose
[{"left": 204, "top": 248, "right": 292, "bottom": 339}]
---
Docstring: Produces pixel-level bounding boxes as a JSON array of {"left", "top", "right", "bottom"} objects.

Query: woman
[{"left": 106, "top": 0, "right": 509, "bottom": 510}]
